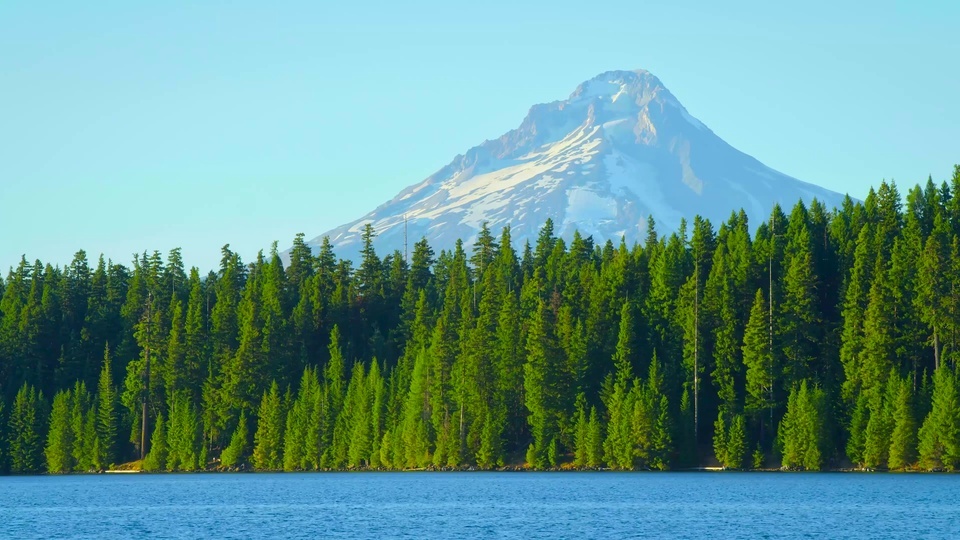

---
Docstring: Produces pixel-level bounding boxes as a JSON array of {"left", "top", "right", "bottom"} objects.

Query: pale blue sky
[{"left": 2, "top": 1, "right": 958, "bottom": 272}]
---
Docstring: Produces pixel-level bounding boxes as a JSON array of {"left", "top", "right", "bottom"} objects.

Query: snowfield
[{"left": 302, "top": 69, "right": 850, "bottom": 259}]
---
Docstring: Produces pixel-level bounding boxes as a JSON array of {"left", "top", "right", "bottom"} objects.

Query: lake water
[{"left": 0, "top": 472, "right": 957, "bottom": 539}]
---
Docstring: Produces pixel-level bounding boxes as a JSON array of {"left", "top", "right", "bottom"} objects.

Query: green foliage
[
  {"left": 220, "top": 411, "right": 249, "bottom": 469},
  {"left": 6, "top": 174, "right": 960, "bottom": 473},
  {"left": 252, "top": 382, "right": 284, "bottom": 470},
  {"left": 45, "top": 390, "right": 74, "bottom": 473},
  {"left": 9, "top": 383, "right": 46, "bottom": 473},
  {"left": 888, "top": 379, "right": 917, "bottom": 470},
  {"left": 96, "top": 345, "right": 117, "bottom": 469},
  {"left": 778, "top": 381, "right": 829, "bottom": 471},
  {"left": 143, "top": 413, "right": 167, "bottom": 472},
  {"left": 918, "top": 366, "right": 960, "bottom": 470},
  {"left": 845, "top": 392, "right": 869, "bottom": 466},
  {"left": 725, "top": 415, "right": 747, "bottom": 469},
  {"left": 166, "top": 392, "right": 201, "bottom": 471},
  {"left": 713, "top": 412, "right": 727, "bottom": 467},
  {"left": 863, "top": 374, "right": 898, "bottom": 469}
]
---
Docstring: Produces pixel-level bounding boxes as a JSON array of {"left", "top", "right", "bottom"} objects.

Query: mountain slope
[{"left": 307, "top": 69, "right": 848, "bottom": 258}]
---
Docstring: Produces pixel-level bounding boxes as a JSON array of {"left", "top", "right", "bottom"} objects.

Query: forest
[{"left": 2, "top": 169, "right": 960, "bottom": 474}]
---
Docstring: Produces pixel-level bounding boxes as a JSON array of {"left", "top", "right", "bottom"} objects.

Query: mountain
[{"left": 305, "top": 69, "right": 849, "bottom": 259}]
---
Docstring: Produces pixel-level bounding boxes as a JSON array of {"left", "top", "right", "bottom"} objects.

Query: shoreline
[{"left": 4, "top": 466, "right": 950, "bottom": 476}]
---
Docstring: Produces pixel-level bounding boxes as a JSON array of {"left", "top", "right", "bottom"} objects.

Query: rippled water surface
[{"left": 1, "top": 472, "right": 957, "bottom": 539}]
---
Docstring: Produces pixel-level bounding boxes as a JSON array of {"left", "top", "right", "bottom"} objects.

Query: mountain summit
[{"left": 309, "top": 69, "right": 847, "bottom": 257}]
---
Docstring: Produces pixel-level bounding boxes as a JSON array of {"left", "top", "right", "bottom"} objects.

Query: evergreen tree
[
  {"left": 726, "top": 415, "right": 747, "bottom": 469},
  {"left": 9, "top": 383, "right": 46, "bottom": 473},
  {"left": 863, "top": 374, "right": 898, "bottom": 469},
  {"left": 846, "top": 392, "right": 869, "bottom": 466},
  {"left": 143, "top": 412, "right": 167, "bottom": 472},
  {"left": 96, "top": 344, "right": 118, "bottom": 468},
  {"left": 888, "top": 378, "right": 917, "bottom": 470},
  {"left": 743, "top": 290, "right": 774, "bottom": 441},
  {"left": 166, "top": 391, "right": 201, "bottom": 471},
  {"left": 45, "top": 390, "right": 74, "bottom": 473},
  {"left": 220, "top": 411, "right": 249, "bottom": 469},
  {"left": 778, "top": 381, "right": 828, "bottom": 470},
  {"left": 400, "top": 348, "right": 433, "bottom": 469},
  {"left": 524, "top": 300, "right": 561, "bottom": 468},
  {"left": 69, "top": 381, "right": 94, "bottom": 471},
  {"left": 580, "top": 406, "right": 601, "bottom": 468},
  {"left": 323, "top": 326, "right": 347, "bottom": 468},
  {"left": 918, "top": 365, "right": 960, "bottom": 470},
  {"left": 713, "top": 412, "right": 727, "bottom": 467},
  {"left": 252, "top": 382, "right": 284, "bottom": 470}
]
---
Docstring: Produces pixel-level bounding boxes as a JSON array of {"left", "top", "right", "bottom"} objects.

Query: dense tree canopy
[{"left": 3, "top": 168, "right": 960, "bottom": 473}]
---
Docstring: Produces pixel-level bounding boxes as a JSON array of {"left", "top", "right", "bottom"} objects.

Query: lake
[{"left": 0, "top": 472, "right": 956, "bottom": 539}]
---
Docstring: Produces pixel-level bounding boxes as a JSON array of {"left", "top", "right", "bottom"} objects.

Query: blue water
[{"left": 0, "top": 472, "right": 957, "bottom": 539}]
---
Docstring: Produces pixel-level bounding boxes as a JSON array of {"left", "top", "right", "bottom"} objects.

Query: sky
[{"left": 1, "top": 1, "right": 958, "bottom": 273}]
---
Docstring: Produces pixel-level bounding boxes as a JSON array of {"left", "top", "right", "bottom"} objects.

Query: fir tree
[
  {"left": 220, "top": 411, "right": 249, "bottom": 469},
  {"left": 743, "top": 290, "right": 773, "bottom": 416},
  {"left": 45, "top": 390, "right": 74, "bottom": 473},
  {"left": 917, "top": 365, "right": 960, "bottom": 470},
  {"left": 586, "top": 406, "right": 604, "bottom": 468},
  {"left": 143, "top": 413, "right": 167, "bottom": 472},
  {"left": 888, "top": 378, "right": 917, "bottom": 470},
  {"left": 778, "top": 381, "right": 828, "bottom": 471},
  {"left": 524, "top": 299, "right": 560, "bottom": 468},
  {"left": 863, "top": 374, "right": 898, "bottom": 469},
  {"left": 713, "top": 412, "right": 727, "bottom": 467},
  {"left": 252, "top": 381, "right": 284, "bottom": 470},
  {"left": 9, "top": 383, "right": 46, "bottom": 473},
  {"left": 96, "top": 344, "right": 118, "bottom": 468},
  {"left": 726, "top": 415, "right": 747, "bottom": 469}
]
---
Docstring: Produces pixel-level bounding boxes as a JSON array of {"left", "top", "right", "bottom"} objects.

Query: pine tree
[
  {"left": 344, "top": 362, "right": 371, "bottom": 468},
  {"left": 524, "top": 299, "right": 560, "bottom": 468},
  {"left": 96, "top": 344, "right": 118, "bottom": 468},
  {"left": 143, "top": 413, "right": 167, "bottom": 472},
  {"left": 863, "top": 374, "right": 898, "bottom": 469},
  {"left": 573, "top": 395, "right": 589, "bottom": 467},
  {"left": 918, "top": 365, "right": 960, "bottom": 470},
  {"left": 586, "top": 406, "right": 604, "bottom": 468},
  {"left": 779, "top": 381, "right": 828, "bottom": 470},
  {"left": 743, "top": 289, "right": 774, "bottom": 441},
  {"left": 726, "top": 415, "right": 747, "bottom": 469},
  {"left": 322, "top": 326, "right": 347, "bottom": 468},
  {"left": 283, "top": 367, "right": 316, "bottom": 471},
  {"left": 167, "top": 392, "right": 200, "bottom": 471},
  {"left": 220, "top": 411, "right": 249, "bottom": 469},
  {"left": 0, "top": 401, "right": 6, "bottom": 473},
  {"left": 69, "top": 381, "right": 94, "bottom": 471},
  {"left": 45, "top": 390, "right": 74, "bottom": 473},
  {"left": 888, "top": 378, "right": 917, "bottom": 470},
  {"left": 712, "top": 412, "right": 727, "bottom": 467},
  {"left": 9, "top": 383, "right": 46, "bottom": 473},
  {"left": 780, "top": 208, "right": 819, "bottom": 389},
  {"left": 252, "top": 381, "right": 284, "bottom": 470},
  {"left": 846, "top": 392, "right": 869, "bottom": 467},
  {"left": 400, "top": 347, "right": 432, "bottom": 469}
]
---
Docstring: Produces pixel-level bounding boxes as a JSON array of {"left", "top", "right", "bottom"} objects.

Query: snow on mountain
[{"left": 304, "top": 69, "right": 849, "bottom": 259}]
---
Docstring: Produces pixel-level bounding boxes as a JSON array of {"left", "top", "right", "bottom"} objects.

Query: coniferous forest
[{"left": 4, "top": 171, "right": 960, "bottom": 474}]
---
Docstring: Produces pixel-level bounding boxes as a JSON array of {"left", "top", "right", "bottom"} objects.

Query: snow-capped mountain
[{"left": 307, "top": 69, "right": 848, "bottom": 259}]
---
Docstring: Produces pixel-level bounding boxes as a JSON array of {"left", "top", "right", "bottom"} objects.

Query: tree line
[{"left": 2, "top": 167, "right": 960, "bottom": 473}]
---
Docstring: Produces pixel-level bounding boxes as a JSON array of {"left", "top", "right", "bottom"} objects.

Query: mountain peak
[
  {"left": 299, "top": 70, "right": 849, "bottom": 261},
  {"left": 569, "top": 69, "right": 673, "bottom": 106}
]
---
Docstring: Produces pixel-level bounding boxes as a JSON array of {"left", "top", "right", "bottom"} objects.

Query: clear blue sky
[{"left": 2, "top": 1, "right": 958, "bottom": 273}]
